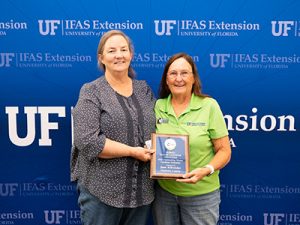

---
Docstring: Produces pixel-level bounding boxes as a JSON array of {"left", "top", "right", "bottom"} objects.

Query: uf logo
[
  {"left": 271, "top": 21, "right": 294, "bottom": 36},
  {"left": 44, "top": 210, "right": 65, "bottom": 224},
  {"left": 210, "top": 54, "right": 230, "bottom": 68},
  {"left": 0, "top": 53, "right": 15, "bottom": 67},
  {"left": 38, "top": 20, "right": 60, "bottom": 36},
  {"left": 0, "top": 183, "right": 18, "bottom": 196},
  {"left": 154, "top": 20, "right": 176, "bottom": 36},
  {"left": 264, "top": 213, "right": 285, "bottom": 225},
  {"left": 5, "top": 106, "right": 66, "bottom": 146}
]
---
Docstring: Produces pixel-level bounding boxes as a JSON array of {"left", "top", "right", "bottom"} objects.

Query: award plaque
[{"left": 150, "top": 133, "right": 189, "bottom": 179}]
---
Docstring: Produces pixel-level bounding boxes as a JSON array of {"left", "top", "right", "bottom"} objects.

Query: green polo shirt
[{"left": 155, "top": 94, "right": 228, "bottom": 196}]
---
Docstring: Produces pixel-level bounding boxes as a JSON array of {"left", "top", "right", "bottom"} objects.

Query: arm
[
  {"left": 177, "top": 98, "right": 231, "bottom": 183},
  {"left": 177, "top": 136, "right": 231, "bottom": 184},
  {"left": 99, "top": 138, "right": 154, "bottom": 162},
  {"left": 209, "top": 135, "right": 231, "bottom": 170},
  {"left": 73, "top": 82, "right": 154, "bottom": 162}
]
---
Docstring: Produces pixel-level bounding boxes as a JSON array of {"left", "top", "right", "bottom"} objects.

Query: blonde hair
[{"left": 97, "top": 30, "right": 135, "bottom": 78}]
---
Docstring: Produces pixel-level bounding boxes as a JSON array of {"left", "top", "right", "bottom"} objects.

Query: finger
[
  {"left": 147, "top": 149, "right": 155, "bottom": 154},
  {"left": 182, "top": 172, "right": 193, "bottom": 179},
  {"left": 176, "top": 178, "right": 193, "bottom": 183}
]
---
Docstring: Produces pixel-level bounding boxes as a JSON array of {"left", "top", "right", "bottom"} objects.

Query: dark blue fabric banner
[{"left": 1, "top": 0, "right": 299, "bottom": 224}]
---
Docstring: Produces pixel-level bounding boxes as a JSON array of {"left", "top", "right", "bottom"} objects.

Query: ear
[
  {"left": 166, "top": 79, "right": 170, "bottom": 87},
  {"left": 130, "top": 52, "right": 133, "bottom": 60},
  {"left": 98, "top": 54, "right": 103, "bottom": 64},
  {"left": 192, "top": 75, "right": 195, "bottom": 84}
]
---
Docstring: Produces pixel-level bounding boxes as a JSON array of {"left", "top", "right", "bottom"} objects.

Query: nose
[
  {"left": 115, "top": 50, "right": 125, "bottom": 58},
  {"left": 174, "top": 74, "right": 184, "bottom": 80}
]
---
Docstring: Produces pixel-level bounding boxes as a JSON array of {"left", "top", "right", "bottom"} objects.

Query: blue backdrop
[{"left": 1, "top": 0, "right": 299, "bottom": 225}]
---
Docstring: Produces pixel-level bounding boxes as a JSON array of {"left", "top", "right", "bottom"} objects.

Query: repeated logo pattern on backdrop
[{"left": 1, "top": 1, "right": 299, "bottom": 225}]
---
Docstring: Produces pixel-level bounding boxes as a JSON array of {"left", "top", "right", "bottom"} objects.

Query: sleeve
[
  {"left": 72, "top": 83, "right": 106, "bottom": 161},
  {"left": 208, "top": 99, "right": 229, "bottom": 139}
]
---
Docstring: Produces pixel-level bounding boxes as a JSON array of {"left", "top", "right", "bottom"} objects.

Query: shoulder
[
  {"left": 195, "top": 95, "right": 220, "bottom": 107},
  {"left": 155, "top": 98, "right": 168, "bottom": 111},
  {"left": 133, "top": 79, "right": 148, "bottom": 89},
  {"left": 203, "top": 96, "right": 219, "bottom": 106},
  {"left": 203, "top": 97, "right": 222, "bottom": 113},
  {"left": 156, "top": 98, "right": 168, "bottom": 105},
  {"left": 81, "top": 76, "right": 104, "bottom": 90},
  {"left": 133, "top": 79, "right": 154, "bottom": 96},
  {"left": 79, "top": 76, "right": 106, "bottom": 95},
  {"left": 199, "top": 97, "right": 224, "bottom": 115}
]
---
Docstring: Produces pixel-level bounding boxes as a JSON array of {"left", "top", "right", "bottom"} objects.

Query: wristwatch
[{"left": 203, "top": 164, "right": 215, "bottom": 176}]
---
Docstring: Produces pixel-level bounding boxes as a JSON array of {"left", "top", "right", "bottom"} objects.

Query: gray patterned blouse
[{"left": 71, "top": 76, "right": 156, "bottom": 208}]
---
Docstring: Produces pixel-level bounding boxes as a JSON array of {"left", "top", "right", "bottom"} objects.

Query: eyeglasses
[{"left": 167, "top": 71, "right": 193, "bottom": 79}]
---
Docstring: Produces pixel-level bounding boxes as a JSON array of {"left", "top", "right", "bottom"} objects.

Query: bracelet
[{"left": 203, "top": 164, "right": 214, "bottom": 176}]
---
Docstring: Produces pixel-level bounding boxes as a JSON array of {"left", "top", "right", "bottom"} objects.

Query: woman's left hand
[{"left": 175, "top": 167, "right": 210, "bottom": 184}]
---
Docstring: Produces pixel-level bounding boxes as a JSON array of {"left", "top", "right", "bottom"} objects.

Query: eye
[
  {"left": 181, "top": 71, "right": 189, "bottom": 77},
  {"left": 107, "top": 49, "right": 116, "bottom": 54}
]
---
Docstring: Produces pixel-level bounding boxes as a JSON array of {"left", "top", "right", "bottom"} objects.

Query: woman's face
[
  {"left": 166, "top": 57, "right": 195, "bottom": 98},
  {"left": 100, "top": 35, "right": 132, "bottom": 74}
]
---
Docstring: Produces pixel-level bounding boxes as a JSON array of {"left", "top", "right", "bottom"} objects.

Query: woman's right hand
[{"left": 131, "top": 147, "right": 155, "bottom": 162}]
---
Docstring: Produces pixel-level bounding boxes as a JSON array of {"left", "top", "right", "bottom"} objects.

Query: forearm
[
  {"left": 99, "top": 138, "right": 154, "bottom": 162},
  {"left": 208, "top": 149, "right": 231, "bottom": 172},
  {"left": 177, "top": 136, "right": 231, "bottom": 183},
  {"left": 209, "top": 136, "right": 231, "bottom": 171},
  {"left": 99, "top": 138, "right": 134, "bottom": 159}
]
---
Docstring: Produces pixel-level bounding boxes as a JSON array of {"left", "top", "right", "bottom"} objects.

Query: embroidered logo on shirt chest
[{"left": 186, "top": 122, "right": 206, "bottom": 126}]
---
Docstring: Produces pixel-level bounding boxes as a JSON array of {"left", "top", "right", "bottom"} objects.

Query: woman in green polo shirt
[{"left": 153, "top": 52, "right": 231, "bottom": 225}]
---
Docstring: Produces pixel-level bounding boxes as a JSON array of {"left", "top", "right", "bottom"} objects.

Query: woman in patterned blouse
[{"left": 71, "top": 30, "right": 156, "bottom": 225}]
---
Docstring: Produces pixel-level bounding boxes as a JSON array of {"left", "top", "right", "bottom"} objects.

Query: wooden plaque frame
[{"left": 150, "top": 133, "right": 189, "bottom": 179}]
